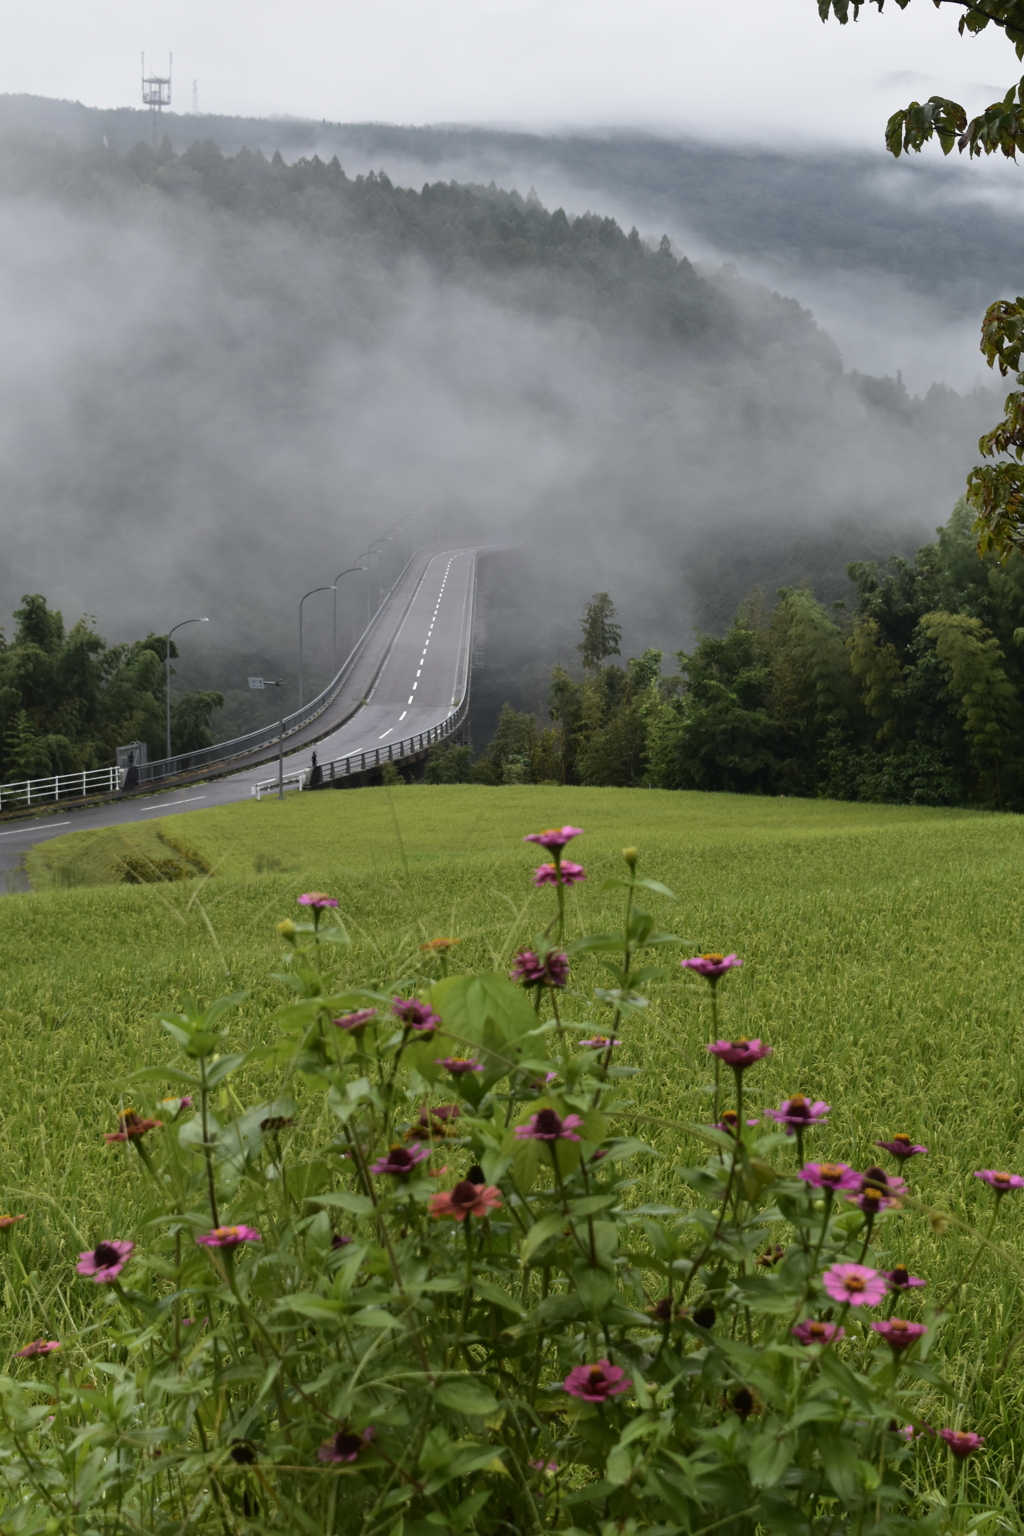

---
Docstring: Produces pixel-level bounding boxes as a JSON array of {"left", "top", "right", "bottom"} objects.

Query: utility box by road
[{"left": 116, "top": 741, "right": 148, "bottom": 789}]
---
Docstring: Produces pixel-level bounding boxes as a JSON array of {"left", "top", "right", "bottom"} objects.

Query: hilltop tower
[{"left": 141, "top": 53, "right": 172, "bottom": 146}]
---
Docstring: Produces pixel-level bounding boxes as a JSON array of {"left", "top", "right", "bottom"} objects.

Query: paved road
[{"left": 0, "top": 547, "right": 478, "bottom": 893}]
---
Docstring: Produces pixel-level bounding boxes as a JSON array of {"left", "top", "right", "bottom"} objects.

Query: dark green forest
[
  {"left": 0, "top": 597, "right": 223, "bottom": 783},
  {"left": 426, "top": 500, "right": 1024, "bottom": 811}
]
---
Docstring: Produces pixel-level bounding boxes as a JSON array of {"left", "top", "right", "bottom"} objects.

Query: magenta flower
[
  {"left": 195, "top": 1225, "right": 261, "bottom": 1249},
  {"left": 681, "top": 952, "right": 743, "bottom": 982},
  {"left": 514, "top": 1108, "right": 584, "bottom": 1142},
  {"left": 14, "top": 1339, "right": 61, "bottom": 1358},
  {"left": 876, "top": 1135, "right": 928, "bottom": 1159},
  {"left": 104, "top": 1109, "right": 163, "bottom": 1143},
  {"left": 765, "top": 1095, "right": 830, "bottom": 1133},
  {"left": 533, "top": 861, "right": 585, "bottom": 887},
  {"left": 318, "top": 1426, "right": 375, "bottom": 1463},
  {"left": 524, "top": 826, "right": 584, "bottom": 852},
  {"left": 333, "top": 1009, "right": 377, "bottom": 1033},
  {"left": 791, "top": 1319, "right": 845, "bottom": 1346},
  {"left": 939, "top": 1429, "right": 984, "bottom": 1459},
  {"left": 821, "top": 1263, "right": 887, "bottom": 1307},
  {"left": 716, "top": 1110, "right": 759, "bottom": 1135},
  {"left": 563, "top": 1359, "right": 632, "bottom": 1401},
  {"left": 531, "top": 1458, "right": 558, "bottom": 1473},
  {"left": 297, "top": 892, "right": 339, "bottom": 910},
  {"left": 0, "top": 1215, "right": 26, "bottom": 1230},
  {"left": 510, "top": 949, "right": 570, "bottom": 988},
  {"left": 884, "top": 1265, "right": 926, "bottom": 1292},
  {"left": 872, "top": 1319, "right": 927, "bottom": 1352},
  {"left": 707, "top": 1038, "right": 771, "bottom": 1070},
  {"left": 416, "top": 1104, "right": 461, "bottom": 1134},
  {"left": 974, "top": 1170, "right": 1024, "bottom": 1195},
  {"left": 391, "top": 998, "right": 441, "bottom": 1033},
  {"left": 844, "top": 1166, "right": 907, "bottom": 1212},
  {"left": 435, "top": 1057, "right": 485, "bottom": 1075},
  {"left": 369, "top": 1142, "right": 431, "bottom": 1177},
  {"left": 579, "top": 1035, "right": 621, "bottom": 1050},
  {"left": 77, "top": 1239, "right": 134, "bottom": 1282},
  {"left": 799, "top": 1162, "right": 861, "bottom": 1191}
]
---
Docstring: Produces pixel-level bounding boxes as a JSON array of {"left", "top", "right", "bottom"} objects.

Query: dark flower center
[
  {"left": 387, "top": 1147, "right": 413, "bottom": 1168},
  {"left": 892, "top": 1134, "right": 912, "bottom": 1147},
  {"left": 731, "top": 1388, "right": 754, "bottom": 1419},
  {"left": 702, "top": 953, "right": 725, "bottom": 963},
  {"left": 230, "top": 1441, "right": 257, "bottom": 1464},
  {"left": 720, "top": 1111, "right": 739, "bottom": 1128},
  {"left": 93, "top": 1243, "right": 120, "bottom": 1268},
  {"left": 451, "top": 1181, "right": 479, "bottom": 1208},
  {"left": 820, "top": 1164, "right": 844, "bottom": 1180},
  {"left": 890, "top": 1266, "right": 910, "bottom": 1285},
  {"left": 465, "top": 1165, "right": 485, "bottom": 1185},
  {"left": 533, "top": 1109, "right": 563, "bottom": 1136},
  {"left": 808, "top": 1321, "right": 829, "bottom": 1339},
  {"left": 587, "top": 1368, "right": 607, "bottom": 1390},
  {"left": 993, "top": 1172, "right": 1011, "bottom": 1186},
  {"left": 862, "top": 1166, "right": 890, "bottom": 1190},
  {"left": 651, "top": 1297, "right": 673, "bottom": 1321},
  {"left": 846, "top": 1277, "right": 865, "bottom": 1292},
  {"left": 693, "top": 1305, "right": 716, "bottom": 1329},
  {"left": 332, "top": 1432, "right": 363, "bottom": 1458}
]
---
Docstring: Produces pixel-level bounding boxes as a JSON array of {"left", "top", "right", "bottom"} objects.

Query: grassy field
[{"left": 4, "top": 784, "right": 1024, "bottom": 1490}]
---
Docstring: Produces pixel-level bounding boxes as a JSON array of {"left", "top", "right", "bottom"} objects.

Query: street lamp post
[
  {"left": 299, "top": 585, "right": 335, "bottom": 707},
  {"left": 331, "top": 566, "right": 366, "bottom": 669},
  {"left": 249, "top": 676, "right": 285, "bottom": 799},
  {"left": 165, "top": 617, "right": 209, "bottom": 761}
]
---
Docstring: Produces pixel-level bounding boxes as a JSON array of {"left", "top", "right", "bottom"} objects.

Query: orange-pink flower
[{"left": 428, "top": 1180, "right": 502, "bottom": 1221}]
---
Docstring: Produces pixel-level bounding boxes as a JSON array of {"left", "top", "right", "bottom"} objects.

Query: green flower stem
[
  {"left": 198, "top": 1057, "right": 220, "bottom": 1229},
  {"left": 710, "top": 986, "right": 721, "bottom": 1126}
]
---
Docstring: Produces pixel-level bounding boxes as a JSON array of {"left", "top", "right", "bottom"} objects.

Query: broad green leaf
[
  {"left": 311, "top": 1191, "right": 376, "bottom": 1216},
  {"left": 747, "top": 1428, "right": 796, "bottom": 1488},
  {"left": 435, "top": 1378, "right": 500, "bottom": 1415},
  {"left": 520, "top": 1211, "right": 568, "bottom": 1264}
]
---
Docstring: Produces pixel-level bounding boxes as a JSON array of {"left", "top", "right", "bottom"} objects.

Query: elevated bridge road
[{"left": 0, "top": 548, "right": 478, "bottom": 891}]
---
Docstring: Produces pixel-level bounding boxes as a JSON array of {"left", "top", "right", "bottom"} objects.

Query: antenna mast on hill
[
  {"left": 191, "top": 79, "right": 199, "bottom": 115},
  {"left": 141, "top": 52, "right": 172, "bottom": 146}
]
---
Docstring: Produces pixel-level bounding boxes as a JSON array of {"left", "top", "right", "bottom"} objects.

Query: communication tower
[{"left": 141, "top": 53, "right": 172, "bottom": 145}]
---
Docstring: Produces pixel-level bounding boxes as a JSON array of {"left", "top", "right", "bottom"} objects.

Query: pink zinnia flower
[
  {"left": 317, "top": 1427, "right": 374, "bottom": 1463},
  {"left": 533, "top": 861, "right": 585, "bottom": 887},
  {"left": 435, "top": 1057, "right": 485, "bottom": 1075},
  {"left": 876, "top": 1135, "right": 928, "bottom": 1159},
  {"left": 428, "top": 1180, "right": 502, "bottom": 1221},
  {"left": 369, "top": 1143, "right": 431, "bottom": 1177},
  {"left": 531, "top": 1458, "right": 558, "bottom": 1473},
  {"left": 799, "top": 1162, "right": 861, "bottom": 1191},
  {"left": 524, "top": 826, "right": 584, "bottom": 852},
  {"left": 716, "top": 1110, "right": 759, "bottom": 1135},
  {"left": 297, "top": 892, "right": 339, "bottom": 909},
  {"left": 707, "top": 1038, "right": 771, "bottom": 1070},
  {"left": 821, "top": 1263, "right": 887, "bottom": 1307},
  {"left": 563, "top": 1359, "right": 631, "bottom": 1401},
  {"left": 514, "top": 1108, "right": 584, "bottom": 1142},
  {"left": 195, "top": 1225, "right": 261, "bottom": 1248},
  {"left": 579, "top": 1035, "right": 620, "bottom": 1050},
  {"left": 791, "top": 1319, "right": 845, "bottom": 1345},
  {"left": 333, "top": 1009, "right": 377, "bottom": 1033},
  {"left": 765, "top": 1095, "right": 830, "bottom": 1133},
  {"left": 77, "top": 1239, "right": 134, "bottom": 1282},
  {"left": 14, "top": 1339, "right": 60, "bottom": 1358},
  {"left": 104, "top": 1109, "right": 163, "bottom": 1143},
  {"left": 844, "top": 1166, "right": 907, "bottom": 1212},
  {"left": 510, "top": 949, "right": 570, "bottom": 988},
  {"left": 939, "top": 1429, "right": 984, "bottom": 1458},
  {"left": 681, "top": 952, "right": 743, "bottom": 981},
  {"left": 0, "top": 1215, "right": 26, "bottom": 1230},
  {"left": 883, "top": 1265, "right": 926, "bottom": 1291},
  {"left": 391, "top": 998, "right": 441, "bottom": 1033},
  {"left": 872, "top": 1319, "right": 927, "bottom": 1351},
  {"left": 974, "top": 1170, "right": 1024, "bottom": 1194}
]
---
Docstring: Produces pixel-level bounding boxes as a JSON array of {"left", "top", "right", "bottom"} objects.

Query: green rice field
[{"left": 4, "top": 784, "right": 1024, "bottom": 1493}]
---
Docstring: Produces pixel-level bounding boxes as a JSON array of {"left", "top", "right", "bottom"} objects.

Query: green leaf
[
  {"left": 431, "top": 972, "right": 539, "bottom": 1084},
  {"left": 204, "top": 1053, "right": 248, "bottom": 1089},
  {"left": 818, "top": 1431, "right": 860, "bottom": 1502},
  {"left": 747, "top": 1429, "right": 796, "bottom": 1489},
  {"left": 520, "top": 1212, "right": 569, "bottom": 1264},
  {"left": 311, "top": 1191, "right": 376, "bottom": 1216},
  {"left": 435, "top": 1378, "right": 500, "bottom": 1416}
]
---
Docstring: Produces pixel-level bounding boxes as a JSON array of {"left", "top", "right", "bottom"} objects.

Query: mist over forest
[{"left": 0, "top": 93, "right": 1014, "bottom": 744}]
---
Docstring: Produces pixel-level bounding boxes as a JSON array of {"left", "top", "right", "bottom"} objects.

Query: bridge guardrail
[{"left": 0, "top": 766, "right": 120, "bottom": 812}]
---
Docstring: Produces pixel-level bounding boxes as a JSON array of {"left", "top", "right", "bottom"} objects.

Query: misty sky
[{"left": 0, "top": 0, "right": 1014, "bottom": 146}]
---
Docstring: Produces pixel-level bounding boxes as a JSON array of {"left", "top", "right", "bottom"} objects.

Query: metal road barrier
[
  {"left": 0, "top": 766, "right": 120, "bottom": 812},
  {"left": 251, "top": 694, "right": 470, "bottom": 801}
]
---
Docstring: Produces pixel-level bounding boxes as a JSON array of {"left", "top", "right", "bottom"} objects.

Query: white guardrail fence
[
  {"left": 0, "top": 766, "right": 120, "bottom": 812},
  {"left": 251, "top": 695, "right": 470, "bottom": 800}
]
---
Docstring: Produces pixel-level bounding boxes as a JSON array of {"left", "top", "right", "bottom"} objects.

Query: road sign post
[{"left": 249, "top": 676, "right": 285, "bottom": 799}]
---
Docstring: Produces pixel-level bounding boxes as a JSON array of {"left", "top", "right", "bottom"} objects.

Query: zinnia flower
[
  {"left": 791, "top": 1319, "right": 845, "bottom": 1345},
  {"left": 333, "top": 1009, "right": 377, "bottom": 1033},
  {"left": 524, "top": 826, "right": 584, "bottom": 852},
  {"left": 297, "top": 892, "right": 339, "bottom": 909},
  {"left": 681, "top": 952, "right": 743, "bottom": 981},
  {"left": 579, "top": 1035, "right": 621, "bottom": 1050},
  {"left": 317, "top": 1427, "right": 375, "bottom": 1463},
  {"left": 420, "top": 937, "right": 460, "bottom": 952},
  {"left": 799, "top": 1162, "right": 861, "bottom": 1191},
  {"left": 765, "top": 1095, "right": 830, "bottom": 1133},
  {"left": 974, "top": 1170, "right": 1024, "bottom": 1194},
  {"left": 514, "top": 1108, "right": 584, "bottom": 1142},
  {"left": 14, "top": 1339, "right": 60, "bottom": 1358},
  {"left": 0, "top": 1215, "right": 26, "bottom": 1230},
  {"left": 77, "top": 1239, "right": 134, "bottom": 1282},
  {"left": 391, "top": 998, "right": 441, "bottom": 1033},
  {"left": 104, "top": 1109, "right": 163, "bottom": 1143},
  {"left": 872, "top": 1319, "right": 927, "bottom": 1351},
  {"left": 510, "top": 949, "right": 570, "bottom": 987},
  {"left": 531, "top": 1458, "right": 558, "bottom": 1473},
  {"left": 369, "top": 1143, "right": 431, "bottom": 1177},
  {"left": 195, "top": 1225, "right": 261, "bottom": 1248},
  {"left": 707, "top": 1038, "right": 771, "bottom": 1069},
  {"left": 876, "top": 1134, "right": 928, "bottom": 1159},
  {"left": 845, "top": 1166, "right": 907, "bottom": 1212},
  {"left": 884, "top": 1265, "right": 925, "bottom": 1291},
  {"left": 533, "top": 861, "right": 585, "bottom": 887},
  {"left": 562, "top": 1359, "right": 631, "bottom": 1401},
  {"left": 821, "top": 1263, "right": 887, "bottom": 1307},
  {"left": 435, "top": 1057, "right": 485, "bottom": 1075},
  {"left": 716, "top": 1110, "right": 759, "bottom": 1135},
  {"left": 428, "top": 1180, "right": 502, "bottom": 1221},
  {"left": 416, "top": 1104, "right": 461, "bottom": 1135},
  {"left": 939, "top": 1429, "right": 984, "bottom": 1458}
]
